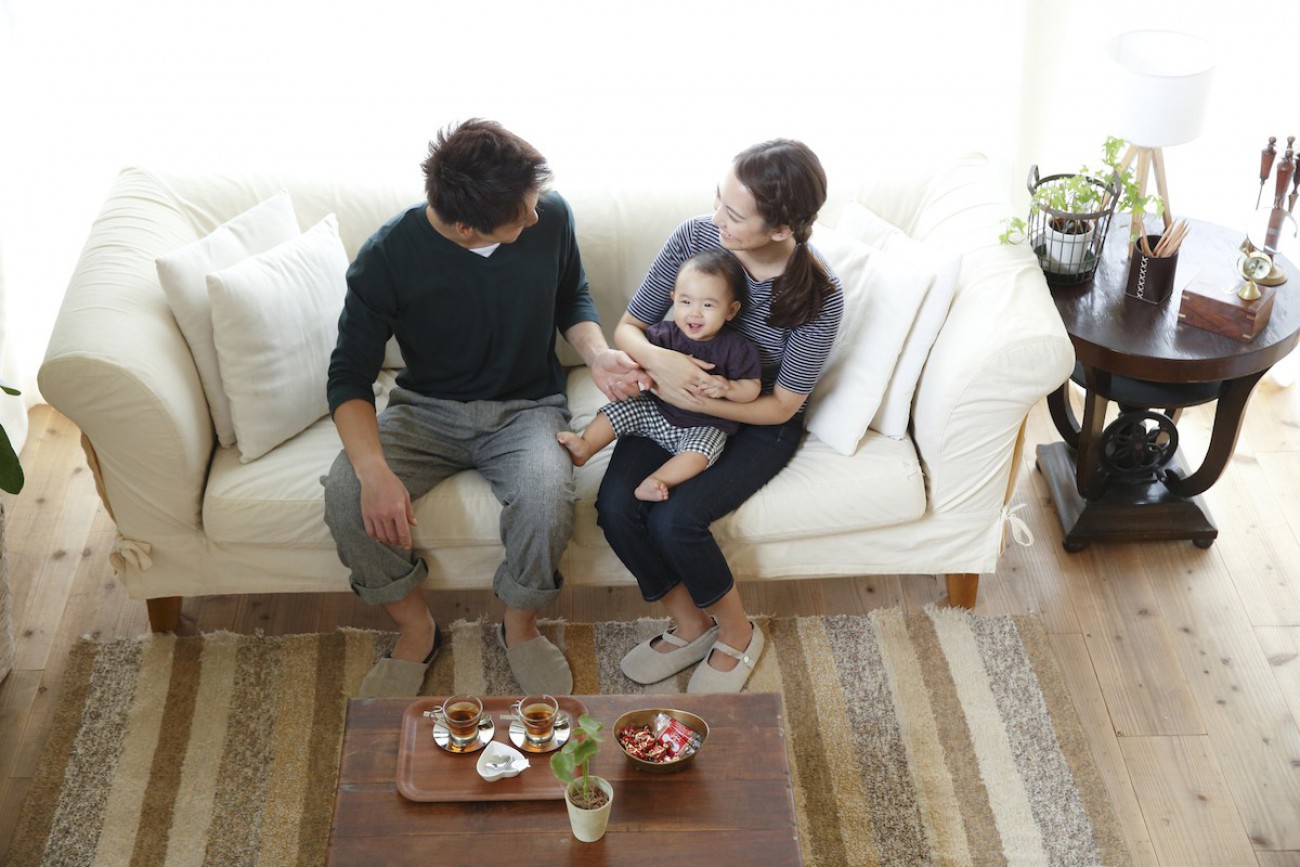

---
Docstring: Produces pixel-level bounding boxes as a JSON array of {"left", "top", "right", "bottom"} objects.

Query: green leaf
[
  {"left": 0, "top": 377, "right": 19, "bottom": 397},
  {"left": 549, "top": 714, "right": 604, "bottom": 796},
  {"left": 0, "top": 426, "right": 24, "bottom": 495}
]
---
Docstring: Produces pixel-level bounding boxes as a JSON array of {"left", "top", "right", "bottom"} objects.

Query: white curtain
[{"left": 1, "top": 0, "right": 1298, "bottom": 450}]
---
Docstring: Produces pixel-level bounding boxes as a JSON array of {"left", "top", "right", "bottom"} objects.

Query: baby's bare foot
[
  {"left": 634, "top": 477, "right": 669, "bottom": 502},
  {"left": 556, "top": 431, "right": 591, "bottom": 466}
]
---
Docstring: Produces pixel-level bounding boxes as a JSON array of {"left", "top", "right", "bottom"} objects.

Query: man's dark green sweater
[{"left": 327, "top": 191, "right": 598, "bottom": 414}]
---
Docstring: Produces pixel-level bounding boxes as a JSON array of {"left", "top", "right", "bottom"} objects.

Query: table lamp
[{"left": 1105, "top": 30, "right": 1216, "bottom": 236}]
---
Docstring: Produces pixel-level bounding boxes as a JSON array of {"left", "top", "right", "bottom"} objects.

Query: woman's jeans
[{"left": 595, "top": 417, "right": 804, "bottom": 608}]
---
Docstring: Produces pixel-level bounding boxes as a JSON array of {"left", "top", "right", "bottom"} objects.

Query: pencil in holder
[{"left": 1125, "top": 235, "right": 1178, "bottom": 304}]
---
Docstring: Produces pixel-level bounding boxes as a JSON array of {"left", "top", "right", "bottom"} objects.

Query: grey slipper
[
  {"left": 620, "top": 620, "right": 720, "bottom": 685},
  {"left": 687, "top": 621, "right": 764, "bottom": 694},
  {"left": 497, "top": 624, "right": 573, "bottom": 695},
  {"left": 357, "top": 624, "right": 442, "bottom": 697}
]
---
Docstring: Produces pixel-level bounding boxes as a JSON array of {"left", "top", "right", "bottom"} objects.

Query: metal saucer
[
  {"left": 508, "top": 715, "right": 571, "bottom": 753},
  {"left": 431, "top": 717, "right": 495, "bottom": 754}
]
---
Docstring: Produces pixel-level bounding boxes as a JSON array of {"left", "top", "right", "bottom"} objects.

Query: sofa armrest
[
  {"left": 38, "top": 168, "right": 213, "bottom": 541},
  {"left": 907, "top": 155, "right": 1074, "bottom": 515},
  {"left": 912, "top": 247, "right": 1073, "bottom": 513}
]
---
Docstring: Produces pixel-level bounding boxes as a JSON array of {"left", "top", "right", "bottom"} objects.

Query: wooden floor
[{"left": 2, "top": 393, "right": 1300, "bottom": 866}]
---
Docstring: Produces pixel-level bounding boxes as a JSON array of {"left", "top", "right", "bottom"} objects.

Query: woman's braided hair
[{"left": 733, "top": 139, "right": 834, "bottom": 328}]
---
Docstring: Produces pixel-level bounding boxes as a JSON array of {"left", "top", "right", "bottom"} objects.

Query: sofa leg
[
  {"left": 945, "top": 574, "right": 979, "bottom": 609},
  {"left": 146, "top": 597, "right": 183, "bottom": 633}
]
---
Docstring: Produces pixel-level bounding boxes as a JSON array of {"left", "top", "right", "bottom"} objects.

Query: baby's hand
[{"left": 700, "top": 375, "right": 731, "bottom": 399}]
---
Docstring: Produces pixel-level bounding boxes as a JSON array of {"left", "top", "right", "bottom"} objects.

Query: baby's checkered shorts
[{"left": 600, "top": 395, "right": 728, "bottom": 466}]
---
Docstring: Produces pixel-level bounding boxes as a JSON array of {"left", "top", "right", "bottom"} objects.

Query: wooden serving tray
[{"left": 395, "top": 695, "right": 587, "bottom": 802}]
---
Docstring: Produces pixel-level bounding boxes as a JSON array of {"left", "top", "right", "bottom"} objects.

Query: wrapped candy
[
  {"left": 617, "top": 713, "right": 702, "bottom": 763},
  {"left": 652, "top": 712, "right": 702, "bottom": 758}
]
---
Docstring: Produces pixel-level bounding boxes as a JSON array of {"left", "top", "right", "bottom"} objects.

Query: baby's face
[{"left": 670, "top": 267, "right": 740, "bottom": 341}]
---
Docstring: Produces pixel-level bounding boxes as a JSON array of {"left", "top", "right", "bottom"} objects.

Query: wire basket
[{"left": 1025, "top": 165, "right": 1119, "bottom": 286}]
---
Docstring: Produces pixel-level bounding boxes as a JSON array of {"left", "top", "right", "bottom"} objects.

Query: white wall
[
  {"left": 1, "top": 0, "right": 1297, "bottom": 441},
  {"left": 1020, "top": 0, "right": 1300, "bottom": 231}
]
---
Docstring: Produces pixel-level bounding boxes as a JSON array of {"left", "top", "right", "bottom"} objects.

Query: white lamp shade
[{"left": 1106, "top": 30, "right": 1216, "bottom": 147}]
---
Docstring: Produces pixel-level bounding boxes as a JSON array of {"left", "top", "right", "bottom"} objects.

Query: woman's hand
[
  {"left": 650, "top": 353, "right": 717, "bottom": 407},
  {"left": 614, "top": 313, "right": 716, "bottom": 406}
]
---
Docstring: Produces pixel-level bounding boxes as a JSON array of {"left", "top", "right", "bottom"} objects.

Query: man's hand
[
  {"left": 359, "top": 465, "right": 417, "bottom": 549},
  {"left": 591, "top": 347, "right": 649, "bottom": 402}
]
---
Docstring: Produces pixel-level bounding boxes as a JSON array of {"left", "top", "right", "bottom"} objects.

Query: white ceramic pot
[
  {"left": 564, "top": 775, "right": 614, "bottom": 842},
  {"left": 1042, "top": 219, "right": 1095, "bottom": 275}
]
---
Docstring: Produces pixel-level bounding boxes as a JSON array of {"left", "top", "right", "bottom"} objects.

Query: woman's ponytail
[{"left": 733, "top": 140, "right": 835, "bottom": 328}]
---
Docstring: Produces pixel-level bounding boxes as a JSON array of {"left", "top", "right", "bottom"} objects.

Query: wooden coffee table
[{"left": 327, "top": 693, "right": 801, "bottom": 865}]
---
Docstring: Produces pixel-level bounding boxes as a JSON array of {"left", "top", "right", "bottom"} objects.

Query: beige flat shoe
[
  {"left": 686, "top": 621, "right": 764, "bottom": 694},
  {"left": 357, "top": 624, "right": 441, "bottom": 697},
  {"left": 497, "top": 624, "right": 573, "bottom": 695},
  {"left": 620, "top": 620, "right": 719, "bottom": 685}
]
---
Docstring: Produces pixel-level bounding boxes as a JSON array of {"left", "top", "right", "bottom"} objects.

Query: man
[{"left": 324, "top": 118, "right": 642, "bottom": 696}]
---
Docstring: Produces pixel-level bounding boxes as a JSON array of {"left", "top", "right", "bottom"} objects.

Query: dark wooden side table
[{"left": 1037, "top": 217, "right": 1300, "bottom": 550}]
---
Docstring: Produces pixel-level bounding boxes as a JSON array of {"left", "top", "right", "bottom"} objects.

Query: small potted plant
[
  {"left": 1001, "top": 137, "right": 1163, "bottom": 284},
  {"left": 0, "top": 378, "right": 23, "bottom": 496},
  {"left": 549, "top": 713, "right": 612, "bottom": 842},
  {"left": 0, "top": 378, "right": 21, "bottom": 685}
]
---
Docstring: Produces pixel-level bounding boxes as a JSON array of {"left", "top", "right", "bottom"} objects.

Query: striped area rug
[{"left": 11, "top": 609, "right": 1129, "bottom": 867}]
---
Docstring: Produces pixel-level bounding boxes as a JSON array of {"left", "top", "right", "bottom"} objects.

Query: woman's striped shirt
[{"left": 626, "top": 217, "right": 843, "bottom": 404}]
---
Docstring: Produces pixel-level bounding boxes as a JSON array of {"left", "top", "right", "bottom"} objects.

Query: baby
[{"left": 558, "top": 247, "right": 761, "bottom": 501}]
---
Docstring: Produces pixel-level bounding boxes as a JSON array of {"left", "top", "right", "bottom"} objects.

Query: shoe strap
[
  {"left": 710, "top": 638, "right": 756, "bottom": 670},
  {"left": 657, "top": 629, "right": 690, "bottom": 649}
]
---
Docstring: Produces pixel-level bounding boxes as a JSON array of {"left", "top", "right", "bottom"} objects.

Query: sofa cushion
[
  {"left": 207, "top": 215, "right": 348, "bottom": 462},
  {"left": 803, "top": 222, "right": 933, "bottom": 456},
  {"left": 156, "top": 191, "right": 301, "bottom": 446},
  {"left": 203, "top": 368, "right": 927, "bottom": 551},
  {"left": 835, "top": 202, "right": 962, "bottom": 440}
]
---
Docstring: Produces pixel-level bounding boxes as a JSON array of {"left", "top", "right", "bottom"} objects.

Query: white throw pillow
[
  {"left": 156, "top": 192, "right": 300, "bottom": 446},
  {"left": 206, "top": 215, "right": 347, "bottom": 462},
  {"left": 805, "top": 223, "right": 933, "bottom": 456},
  {"left": 836, "top": 202, "right": 962, "bottom": 439}
]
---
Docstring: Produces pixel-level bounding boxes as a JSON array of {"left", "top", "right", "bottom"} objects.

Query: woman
[{"left": 597, "top": 139, "right": 842, "bottom": 693}]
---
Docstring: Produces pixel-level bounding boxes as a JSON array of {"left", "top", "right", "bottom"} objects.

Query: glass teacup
[
  {"left": 430, "top": 694, "right": 484, "bottom": 747},
  {"left": 513, "top": 694, "right": 563, "bottom": 747}
]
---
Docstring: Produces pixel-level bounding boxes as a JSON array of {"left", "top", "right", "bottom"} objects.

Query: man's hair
[
  {"left": 680, "top": 247, "right": 748, "bottom": 311},
  {"left": 421, "top": 118, "right": 552, "bottom": 234}
]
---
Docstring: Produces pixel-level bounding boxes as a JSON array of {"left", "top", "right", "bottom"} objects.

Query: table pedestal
[{"left": 1036, "top": 442, "right": 1217, "bottom": 551}]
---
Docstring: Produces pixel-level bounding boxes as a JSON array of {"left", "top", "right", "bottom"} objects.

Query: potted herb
[
  {"left": 1001, "top": 137, "right": 1164, "bottom": 284},
  {"left": 0, "top": 378, "right": 23, "bottom": 495},
  {"left": 0, "top": 378, "right": 20, "bottom": 685},
  {"left": 549, "top": 713, "right": 612, "bottom": 842}
]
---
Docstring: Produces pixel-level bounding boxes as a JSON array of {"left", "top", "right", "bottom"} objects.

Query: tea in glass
[
  {"left": 516, "top": 694, "right": 561, "bottom": 746},
  {"left": 438, "top": 694, "right": 484, "bottom": 747}
]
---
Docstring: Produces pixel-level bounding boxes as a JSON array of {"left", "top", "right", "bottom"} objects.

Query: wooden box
[{"left": 1177, "top": 271, "right": 1276, "bottom": 341}]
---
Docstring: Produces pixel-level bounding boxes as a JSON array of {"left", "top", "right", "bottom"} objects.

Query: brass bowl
[{"left": 613, "top": 708, "right": 709, "bottom": 774}]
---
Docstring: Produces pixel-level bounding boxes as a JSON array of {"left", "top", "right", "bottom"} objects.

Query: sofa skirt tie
[
  {"left": 1001, "top": 503, "right": 1034, "bottom": 547},
  {"left": 110, "top": 535, "right": 154, "bottom": 572}
]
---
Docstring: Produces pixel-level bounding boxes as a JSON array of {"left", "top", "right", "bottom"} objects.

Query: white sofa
[{"left": 38, "top": 154, "right": 1074, "bottom": 632}]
